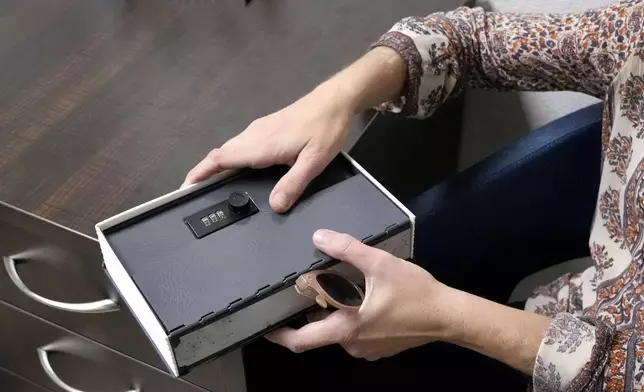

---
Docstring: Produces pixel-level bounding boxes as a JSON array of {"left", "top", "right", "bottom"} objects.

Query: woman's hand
[
  {"left": 266, "top": 229, "right": 552, "bottom": 373},
  {"left": 182, "top": 83, "right": 355, "bottom": 213},
  {"left": 266, "top": 229, "right": 453, "bottom": 360},
  {"left": 183, "top": 46, "right": 407, "bottom": 212}
]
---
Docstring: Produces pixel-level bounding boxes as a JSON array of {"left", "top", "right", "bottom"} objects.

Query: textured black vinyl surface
[{"left": 105, "top": 157, "right": 408, "bottom": 333}]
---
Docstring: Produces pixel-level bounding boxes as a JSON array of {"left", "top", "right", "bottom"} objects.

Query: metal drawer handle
[
  {"left": 3, "top": 256, "right": 119, "bottom": 313},
  {"left": 38, "top": 347, "right": 139, "bottom": 392}
]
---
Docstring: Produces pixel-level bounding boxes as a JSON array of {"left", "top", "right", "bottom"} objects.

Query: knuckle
[
  {"left": 337, "top": 235, "right": 356, "bottom": 257},
  {"left": 344, "top": 345, "right": 363, "bottom": 358},
  {"left": 247, "top": 118, "right": 263, "bottom": 129},
  {"left": 280, "top": 172, "right": 301, "bottom": 189},
  {"left": 337, "top": 320, "right": 360, "bottom": 346},
  {"left": 370, "top": 257, "right": 386, "bottom": 273},
  {"left": 337, "top": 325, "right": 358, "bottom": 345},
  {"left": 369, "top": 252, "right": 391, "bottom": 274},
  {"left": 303, "top": 148, "right": 330, "bottom": 172},
  {"left": 309, "top": 135, "right": 336, "bottom": 153},
  {"left": 302, "top": 145, "right": 325, "bottom": 161},
  {"left": 248, "top": 116, "right": 275, "bottom": 134},
  {"left": 205, "top": 149, "right": 221, "bottom": 165},
  {"left": 184, "top": 169, "right": 197, "bottom": 181},
  {"left": 290, "top": 345, "right": 304, "bottom": 354},
  {"left": 288, "top": 339, "right": 307, "bottom": 354}
]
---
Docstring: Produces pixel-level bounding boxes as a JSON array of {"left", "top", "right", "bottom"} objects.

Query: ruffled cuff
[{"left": 533, "top": 313, "right": 614, "bottom": 392}]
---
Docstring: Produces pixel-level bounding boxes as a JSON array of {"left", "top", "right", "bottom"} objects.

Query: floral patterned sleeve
[
  {"left": 370, "top": 1, "right": 644, "bottom": 118},
  {"left": 370, "top": 1, "right": 644, "bottom": 391}
]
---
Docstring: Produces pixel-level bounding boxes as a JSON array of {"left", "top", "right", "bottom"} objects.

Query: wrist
[
  {"left": 429, "top": 284, "right": 470, "bottom": 343},
  {"left": 310, "top": 46, "right": 406, "bottom": 116},
  {"left": 405, "top": 279, "right": 465, "bottom": 343},
  {"left": 440, "top": 288, "right": 481, "bottom": 345},
  {"left": 310, "top": 79, "right": 362, "bottom": 118},
  {"left": 441, "top": 288, "right": 520, "bottom": 347},
  {"left": 439, "top": 288, "right": 551, "bottom": 374}
]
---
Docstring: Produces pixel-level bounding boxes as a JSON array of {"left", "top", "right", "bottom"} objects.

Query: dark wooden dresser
[{"left": 0, "top": 1, "right": 463, "bottom": 391}]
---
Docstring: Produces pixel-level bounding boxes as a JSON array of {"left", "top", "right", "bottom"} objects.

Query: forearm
[
  {"left": 443, "top": 287, "right": 551, "bottom": 374},
  {"left": 365, "top": 3, "right": 644, "bottom": 119},
  {"left": 312, "top": 2, "right": 643, "bottom": 122},
  {"left": 311, "top": 46, "right": 406, "bottom": 115}
]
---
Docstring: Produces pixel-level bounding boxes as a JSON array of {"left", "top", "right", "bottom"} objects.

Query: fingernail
[
  {"left": 313, "top": 229, "right": 331, "bottom": 246},
  {"left": 272, "top": 191, "right": 290, "bottom": 210}
]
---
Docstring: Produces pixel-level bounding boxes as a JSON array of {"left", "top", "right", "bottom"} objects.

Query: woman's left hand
[{"left": 265, "top": 229, "right": 455, "bottom": 361}]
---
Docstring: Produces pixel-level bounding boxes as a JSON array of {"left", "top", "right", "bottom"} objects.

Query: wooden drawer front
[
  {"left": 0, "top": 365, "right": 53, "bottom": 392},
  {"left": 0, "top": 202, "right": 246, "bottom": 392},
  {"left": 0, "top": 299, "right": 209, "bottom": 392}
]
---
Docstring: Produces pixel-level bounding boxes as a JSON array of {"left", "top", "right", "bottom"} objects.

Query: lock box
[{"left": 96, "top": 152, "right": 414, "bottom": 376}]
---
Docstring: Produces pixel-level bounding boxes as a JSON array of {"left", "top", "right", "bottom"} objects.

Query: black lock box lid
[{"left": 103, "top": 157, "right": 410, "bottom": 334}]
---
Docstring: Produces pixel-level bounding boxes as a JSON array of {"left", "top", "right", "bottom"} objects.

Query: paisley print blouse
[{"left": 372, "top": 1, "right": 644, "bottom": 390}]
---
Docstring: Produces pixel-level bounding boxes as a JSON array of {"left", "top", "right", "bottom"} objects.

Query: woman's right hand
[
  {"left": 182, "top": 81, "right": 355, "bottom": 213},
  {"left": 183, "top": 46, "right": 407, "bottom": 212}
]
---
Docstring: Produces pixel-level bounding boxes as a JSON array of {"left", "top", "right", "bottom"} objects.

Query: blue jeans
[
  {"left": 410, "top": 103, "right": 602, "bottom": 302},
  {"left": 244, "top": 103, "right": 604, "bottom": 391}
]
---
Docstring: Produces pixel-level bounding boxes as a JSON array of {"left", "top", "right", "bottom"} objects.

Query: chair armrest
[{"left": 408, "top": 103, "right": 603, "bottom": 298}]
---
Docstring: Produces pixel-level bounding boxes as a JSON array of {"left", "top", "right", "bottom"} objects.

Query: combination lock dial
[{"left": 227, "top": 192, "right": 251, "bottom": 214}]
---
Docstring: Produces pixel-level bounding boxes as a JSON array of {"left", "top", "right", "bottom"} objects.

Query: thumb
[
  {"left": 270, "top": 148, "right": 328, "bottom": 212},
  {"left": 312, "top": 229, "right": 382, "bottom": 275}
]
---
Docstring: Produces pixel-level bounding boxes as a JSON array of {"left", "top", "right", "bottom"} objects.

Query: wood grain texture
[
  {"left": 0, "top": 1, "right": 466, "bottom": 391},
  {"left": 0, "top": 0, "right": 461, "bottom": 236}
]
